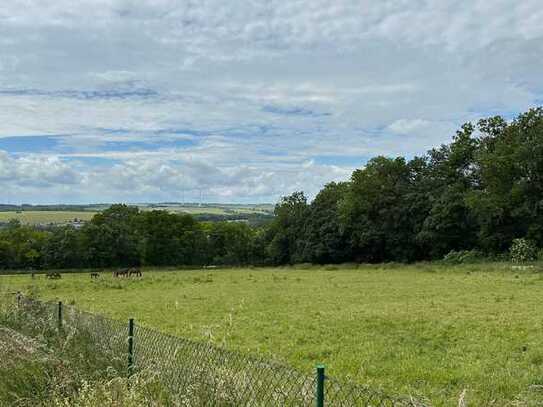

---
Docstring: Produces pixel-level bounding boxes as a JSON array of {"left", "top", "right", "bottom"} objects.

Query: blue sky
[{"left": 0, "top": 1, "right": 542, "bottom": 204}]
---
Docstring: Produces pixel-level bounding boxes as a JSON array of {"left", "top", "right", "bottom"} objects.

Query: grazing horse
[
  {"left": 46, "top": 272, "right": 62, "bottom": 279},
  {"left": 128, "top": 267, "right": 142, "bottom": 278},
  {"left": 113, "top": 268, "right": 129, "bottom": 278},
  {"left": 90, "top": 272, "right": 99, "bottom": 279}
]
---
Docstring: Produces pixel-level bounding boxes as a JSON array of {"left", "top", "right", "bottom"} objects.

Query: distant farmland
[
  {"left": 0, "top": 211, "right": 95, "bottom": 225},
  {"left": 0, "top": 204, "right": 274, "bottom": 225},
  {"left": 146, "top": 203, "right": 274, "bottom": 216}
]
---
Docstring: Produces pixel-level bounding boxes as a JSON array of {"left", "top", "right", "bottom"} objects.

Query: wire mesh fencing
[{"left": 1, "top": 293, "right": 427, "bottom": 407}]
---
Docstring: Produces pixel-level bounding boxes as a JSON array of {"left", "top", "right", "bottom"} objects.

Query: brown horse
[
  {"left": 113, "top": 269, "right": 129, "bottom": 278},
  {"left": 128, "top": 267, "right": 142, "bottom": 277},
  {"left": 90, "top": 272, "right": 100, "bottom": 279},
  {"left": 46, "top": 272, "right": 62, "bottom": 279}
]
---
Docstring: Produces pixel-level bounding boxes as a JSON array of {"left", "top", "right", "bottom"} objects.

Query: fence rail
[{"left": 3, "top": 293, "right": 426, "bottom": 406}]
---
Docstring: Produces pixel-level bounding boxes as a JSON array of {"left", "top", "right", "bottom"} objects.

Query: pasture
[
  {"left": 145, "top": 203, "right": 274, "bottom": 215},
  {"left": 0, "top": 204, "right": 272, "bottom": 225},
  {"left": 0, "top": 210, "right": 95, "bottom": 225},
  {"left": 2, "top": 263, "right": 543, "bottom": 406}
]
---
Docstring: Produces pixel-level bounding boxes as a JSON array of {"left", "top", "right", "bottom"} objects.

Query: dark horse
[
  {"left": 113, "top": 268, "right": 129, "bottom": 278},
  {"left": 90, "top": 272, "right": 100, "bottom": 279},
  {"left": 46, "top": 272, "right": 62, "bottom": 279},
  {"left": 128, "top": 267, "right": 142, "bottom": 277},
  {"left": 113, "top": 267, "right": 142, "bottom": 278}
]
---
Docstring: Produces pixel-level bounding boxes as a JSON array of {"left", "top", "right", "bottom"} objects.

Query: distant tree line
[
  {"left": 0, "top": 208, "right": 267, "bottom": 270},
  {"left": 0, "top": 108, "right": 542, "bottom": 270}
]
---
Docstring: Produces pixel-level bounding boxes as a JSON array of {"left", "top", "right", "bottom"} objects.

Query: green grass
[
  {"left": 0, "top": 211, "right": 96, "bottom": 225},
  {"left": 0, "top": 204, "right": 273, "bottom": 225},
  {"left": 147, "top": 204, "right": 273, "bottom": 215},
  {"left": 156, "top": 206, "right": 232, "bottom": 215},
  {"left": 2, "top": 263, "right": 543, "bottom": 406}
]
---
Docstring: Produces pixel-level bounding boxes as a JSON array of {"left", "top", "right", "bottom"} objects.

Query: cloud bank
[{"left": 0, "top": 0, "right": 542, "bottom": 203}]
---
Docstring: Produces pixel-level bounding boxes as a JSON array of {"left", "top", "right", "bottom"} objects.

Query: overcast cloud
[{"left": 0, "top": 0, "right": 542, "bottom": 204}]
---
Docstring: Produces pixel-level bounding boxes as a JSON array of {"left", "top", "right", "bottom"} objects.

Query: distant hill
[{"left": 0, "top": 202, "right": 274, "bottom": 226}]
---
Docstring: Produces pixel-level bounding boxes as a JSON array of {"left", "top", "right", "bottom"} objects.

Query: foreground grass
[
  {"left": 2, "top": 262, "right": 543, "bottom": 405},
  {"left": 0, "top": 326, "right": 175, "bottom": 406}
]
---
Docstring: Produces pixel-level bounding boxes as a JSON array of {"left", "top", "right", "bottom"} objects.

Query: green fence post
[
  {"left": 57, "top": 301, "right": 63, "bottom": 331},
  {"left": 128, "top": 318, "right": 135, "bottom": 377},
  {"left": 316, "top": 364, "right": 325, "bottom": 407}
]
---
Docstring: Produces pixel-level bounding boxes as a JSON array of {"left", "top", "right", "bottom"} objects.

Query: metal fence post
[
  {"left": 316, "top": 364, "right": 325, "bottom": 407},
  {"left": 128, "top": 318, "right": 135, "bottom": 377},
  {"left": 57, "top": 301, "right": 63, "bottom": 331}
]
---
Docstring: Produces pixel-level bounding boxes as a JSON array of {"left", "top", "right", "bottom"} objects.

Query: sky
[{"left": 0, "top": 1, "right": 542, "bottom": 204}]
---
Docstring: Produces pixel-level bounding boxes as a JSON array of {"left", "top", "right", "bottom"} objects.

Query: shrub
[
  {"left": 510, "top": 238, "right": 538, "bottom": 263},
  {"left": 442, "top": 250, "right": 484, "bottom": 264}
]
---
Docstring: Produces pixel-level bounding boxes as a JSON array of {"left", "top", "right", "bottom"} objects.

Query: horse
[
  {"left": 113, "top": 268, "right": 129, "bottom": 278},
  {"left": 90, "top": 272, "right": 100, "bottom": 279},
  {"left": 46, "top": 272, "right": 62, "bottom": 279},
  {"left": 128, "top": 267, "right": 142, "bottom": 278}
]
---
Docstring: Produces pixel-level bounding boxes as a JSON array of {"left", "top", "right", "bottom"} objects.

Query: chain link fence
[{"left": 1, "top": 293, "right": 427, "bottom": 406}]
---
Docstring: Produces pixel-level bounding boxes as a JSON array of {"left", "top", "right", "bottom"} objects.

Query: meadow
[
  {"left": 0, "top": 204, "right": 272, "bottom": 225},
  {"left": 154, "top": 203, "right": 273, "bottom": 215},
  {"left": 2, "top": 263, "right": 543, "bottom": 406},
  {"left": 0, "top": 211, "right": 95, "bottom": 225}
]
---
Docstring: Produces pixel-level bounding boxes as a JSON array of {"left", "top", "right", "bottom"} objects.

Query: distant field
[
  {"left": 0, "top": 204, "right": 273, "bottom": 225},
  {"left": 2, "top": 262, "right": 543, "bottom": 405},
  {"left": 152, "top": 206, "right": 232, "bottom": 215},
  {"left": 148, "top": 204, "right": 274, "bottom": 216},
  {"left": 0, "top": 211, "right": 95, "bottom": 225}
]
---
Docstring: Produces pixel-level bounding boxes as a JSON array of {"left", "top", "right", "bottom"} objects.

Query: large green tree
[
  {"left": 468, "top": 108, "right": 543, "bottom": 252},
  {"left": 0, "top": 220, "right": 49, "bottom": 269},
  {"left": 265, "top": 192, "right": 309, "bottom": 264},
  {"left": 340, "top": 157, "right": 427, "bottom": 262},
  {"left": 417, "top": 124, "right": 480, "bottom": 257},
  {"left": 206, "top": 221, "right": 255, "bottom": 265},
  {"left": 82, "top": 204, "right": 141, "bottom": 267},
  {"left": 299, "top": 182, "right": 351, "bottom": 263},
  {"left": 137, "top": 210, "right": 207, "bottom": 266},
  {"left": 42, "top": 226, "right": 85, "bottom": 269}
]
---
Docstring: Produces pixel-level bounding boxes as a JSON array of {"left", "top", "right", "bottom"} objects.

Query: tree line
[
  {"left": 0, "top": 209, "right": 265, "bottom": 270},
  {"left": 1, "top": 107, "right": 542, "bottom": 270}
]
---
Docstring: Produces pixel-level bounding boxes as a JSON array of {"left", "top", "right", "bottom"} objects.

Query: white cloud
[
  {"left": 0, "top": 151, "right": 80, "bottom": 187},
  {"left": 387, "top": 119, "right": 431, "bottom": 135}
]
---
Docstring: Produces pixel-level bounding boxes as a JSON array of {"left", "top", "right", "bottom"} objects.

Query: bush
[
  {"left": 442, "top": 250, "right": 484, "bottom": 264},
  {"left": 510, "top": 238, "right": 538, "bottom": 263}
]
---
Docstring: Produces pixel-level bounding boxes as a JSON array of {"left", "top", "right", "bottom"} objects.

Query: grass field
[
  {"left": 0, "top": 204, "right": 273, "bottom": 224},
  {"left": 2, "top": 263, "right": 543, "bottom": 406},
  {"left": 147, "top": 204, "right": 274, "bottom": 215},
  {"left": 0, "top": 211, "right": 96, "bottom": 225}
]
